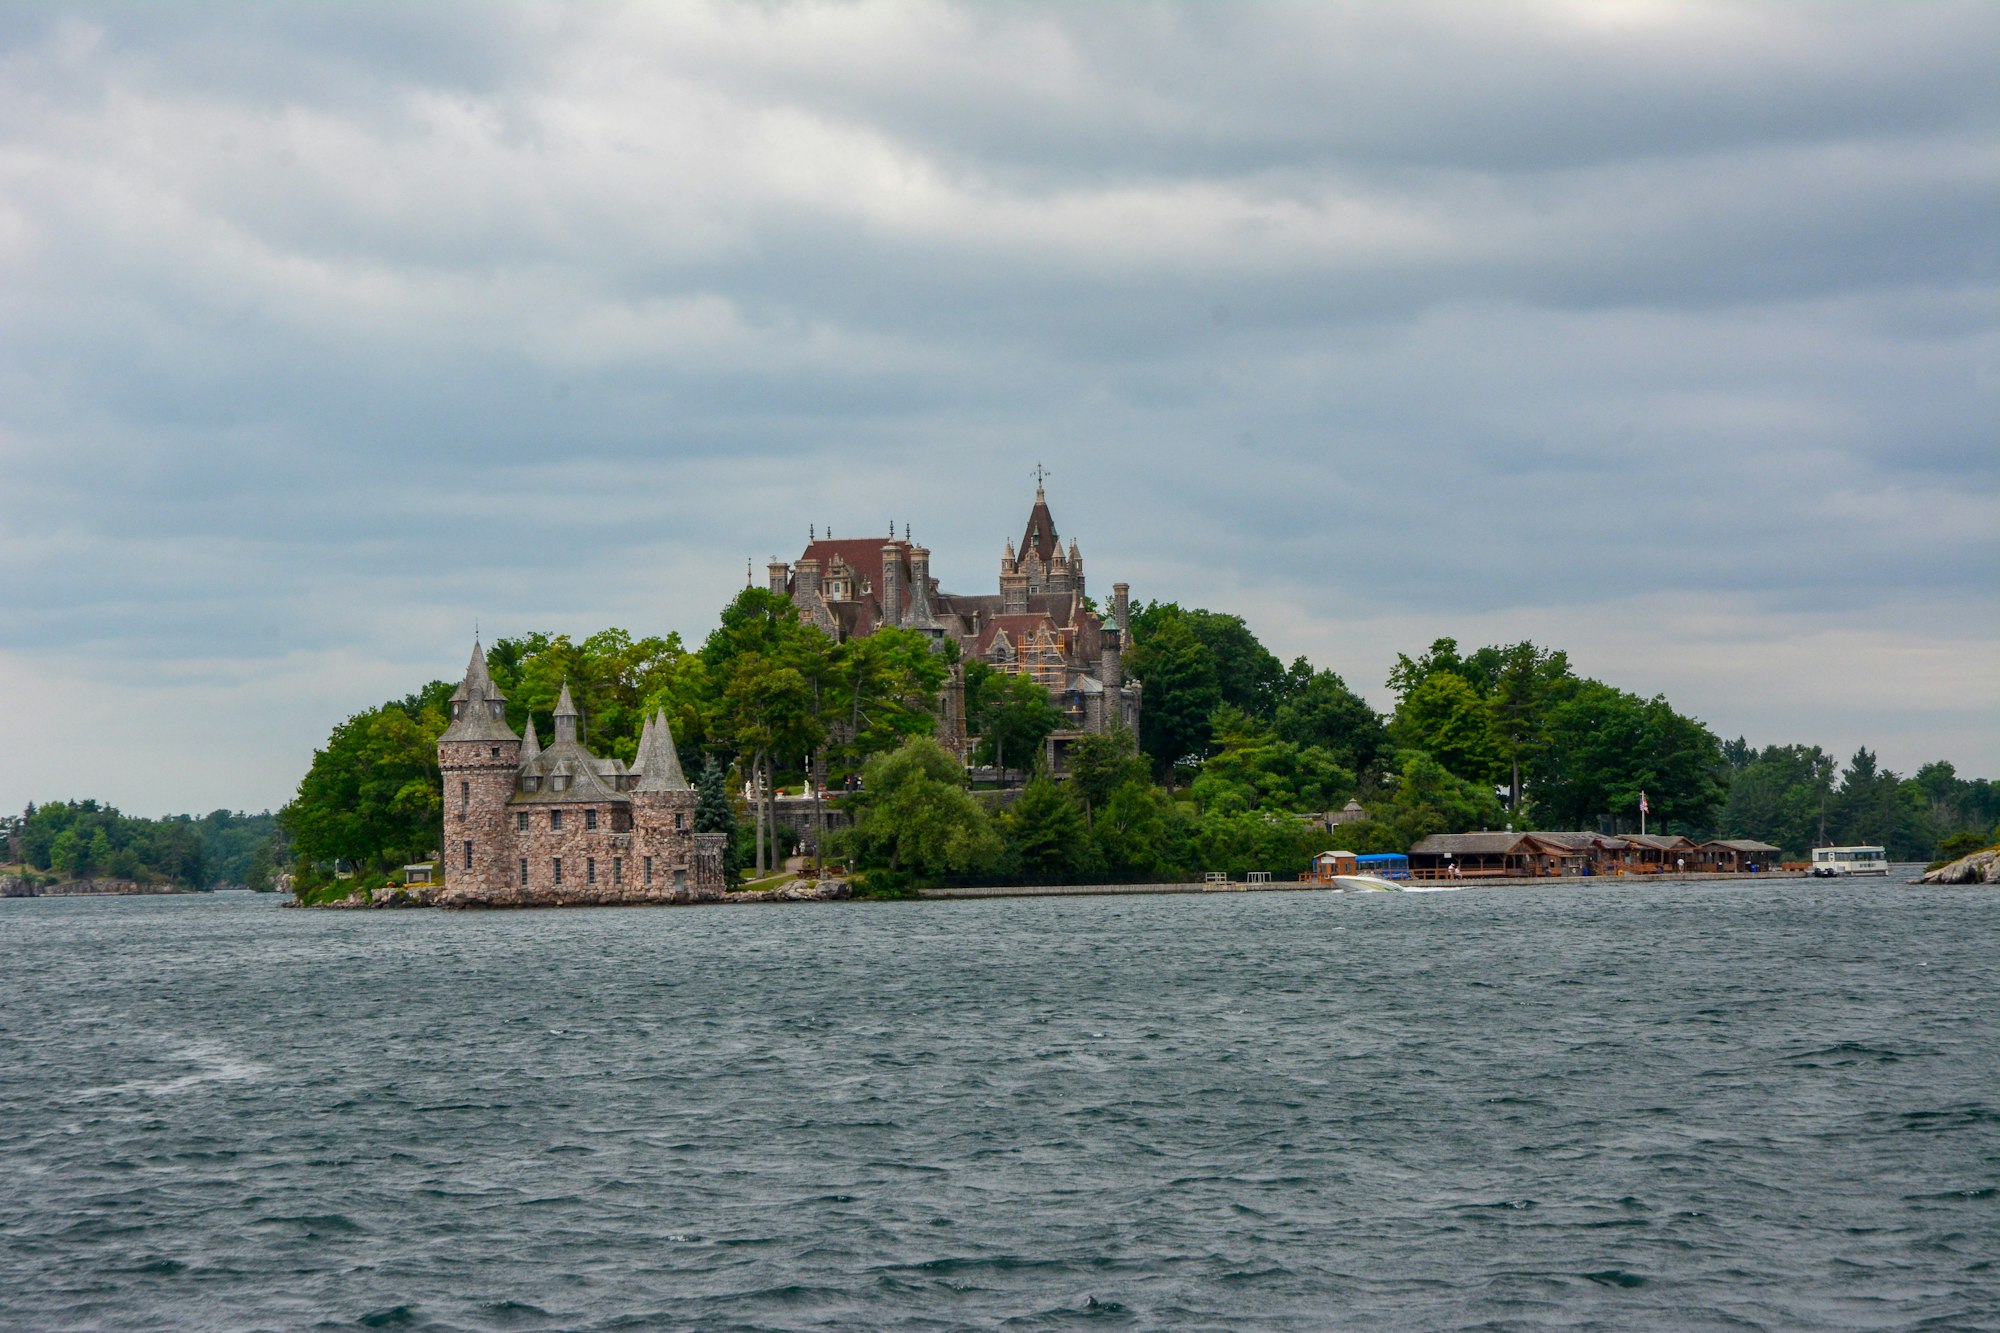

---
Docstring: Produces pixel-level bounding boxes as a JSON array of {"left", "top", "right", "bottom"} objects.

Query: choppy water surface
[{"left": 3, "top": 880, "right": 1997, "bottom": 1331}]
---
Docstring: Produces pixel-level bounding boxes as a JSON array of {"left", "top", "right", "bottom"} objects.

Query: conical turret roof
[
  {"left": 440, "top": 639, "right": 519, "bottom": 743},
  {"left": 1019, "top": 485, "right": 1059, "bottom": 565},
  {"left": 635, "top": 708, "right": 692, "bottom": 792},
  {"left": 449, "top": 639, "right": 506, "bottom": 704},
  {"left": 518, "top": 717, "right": 542, "bottom": 765},
  {"left": 553, "top": 682, "right": 579, "bottom": 717}
]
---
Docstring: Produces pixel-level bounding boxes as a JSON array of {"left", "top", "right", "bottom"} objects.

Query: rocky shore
[
  {"left": 1914, "top": 848, "right": 2000, "bottom": 886},
  {"left": 300, "top": 877, "right": 853, "bottom": 909},
  {"left": 2, "top": 875, "right": 193, "bottom": 898}
]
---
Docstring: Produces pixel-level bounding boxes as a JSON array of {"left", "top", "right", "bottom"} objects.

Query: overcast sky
[{"left": 1, "top": 1, "right": 1994, "bottom": 818}]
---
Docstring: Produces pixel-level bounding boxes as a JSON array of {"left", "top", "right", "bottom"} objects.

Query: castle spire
[
  {"left": 553, "top": 682, "right": 580, "bottom": 745},
  {"left": 440, "top": 639, "right": 518, "bottom": 742},
  {"left": 518, "top": 715, "right": 542, "bottom": 765},
  {"left": 635, "top": 709, "right": 691, "bottom": 792}
]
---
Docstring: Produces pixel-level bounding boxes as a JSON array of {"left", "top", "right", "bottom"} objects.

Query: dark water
[{"left": 3, "top": 880, "right": 1997, "bottom": 1332}]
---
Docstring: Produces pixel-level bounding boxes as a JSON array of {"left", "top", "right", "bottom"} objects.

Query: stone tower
[
  {"left": 438, "top": 640, "right": 522, "bottom": 894},
  {"left": 631, "top": 708, "right": 701, "bottom": 900}
]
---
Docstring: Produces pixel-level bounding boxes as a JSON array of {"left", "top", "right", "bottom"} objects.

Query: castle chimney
[
  {"left": 1101, "top": 625, "right": 1123, "bottom": 693},
  {"left": 880, "top": 542, "right": 903, "bottom": 627},
  {"left": 767, "top": 560, "right": 790, "bottom": 596},
  {"left": 795, "top": 557, "right": 823, "bottom": 601},
  {"left": 1112, "top": 582, "right": 1130, "bottom": 638}
]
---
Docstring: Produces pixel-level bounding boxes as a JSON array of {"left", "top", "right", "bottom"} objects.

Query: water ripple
[{"left": 1, "top": 880, "right": 1996, "bottom": 1329}]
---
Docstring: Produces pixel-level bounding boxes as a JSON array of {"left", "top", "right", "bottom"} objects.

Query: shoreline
[{"left": 916, "top": 871, "right": 1818, "bottom": 900}]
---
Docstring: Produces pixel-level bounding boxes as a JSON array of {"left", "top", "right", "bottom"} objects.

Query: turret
[
  {"left": 795, "top": 556, "right": 823, "bottom": 601},
  {"left": 1100, "top": 624, "right": 1123, "bottom": 694},
  {"left": 1001, "top": 568, "right": 1030, "bottom": 614},
  {"left": 767, "top": 560, "right": 790, "bottom": 595},
  {"left": 631, "top": 708, "right": 700, "bottom": 900},
  {"left": 553, "top": 682, "right": 581, "bottom": 745},
  {"left": 438, "top": 640, "right": 521, "bottom": 896},
  {"left": 880, "top": 541, "right": 903, "bottom": 627}
]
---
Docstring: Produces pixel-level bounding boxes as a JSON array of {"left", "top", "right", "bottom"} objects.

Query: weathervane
[{"left": 1033, "top": 462, "right": 1050, "bottom": 490}]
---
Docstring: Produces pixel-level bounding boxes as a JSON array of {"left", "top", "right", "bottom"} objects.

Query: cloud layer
[{"left": 2, "top": 1, "right": 1994, "bottom": 814}]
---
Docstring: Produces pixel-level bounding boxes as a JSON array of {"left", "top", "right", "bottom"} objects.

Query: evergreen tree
[{"left": 695, "top": 756, "right": 743, "bottom": 873}]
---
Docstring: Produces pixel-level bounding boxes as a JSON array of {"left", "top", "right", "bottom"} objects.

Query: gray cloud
[{"left": 0, "top": 1, "right": 1994, "bottom": 814}]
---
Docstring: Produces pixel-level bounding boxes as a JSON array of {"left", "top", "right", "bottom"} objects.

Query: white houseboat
[{"left": 1809, "top": 845, "right": 1890, "bottom": 877}]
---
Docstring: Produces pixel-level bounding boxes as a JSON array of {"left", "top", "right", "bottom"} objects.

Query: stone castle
[
  {"left": 436, "top": 482, "right": 1137, "bottom": 904},
  {"left": 437, "top": 647, "right": 727, "bottom": 906},
  {"left": 767, "top": 481, "right": 1141, "bottom": 766}
]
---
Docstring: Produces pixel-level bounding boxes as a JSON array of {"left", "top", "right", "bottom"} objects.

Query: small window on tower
[
  {"left": 553, "top": 857, "right": 563, "bottom": 885},
  {"left": 550, "top": 810, "right": 563, "bottom": 831},
  {"left": 518, "top": 858, "right": 527, "bottom": 886},
  {"left": 612, "top": 857, "right": 622, "bottom": 885},
  {"left": 490, "top": 747, "right": 499, "bottom": 758},
  {"left": 644, "top": 856, "right": 653, "bottom": 884},
  {"left": 674, "top": 812, "right": 684, "bottom": 831},
  {"left": 516, "top": 811, "right": 528, "bottom": 832},
  {"left": 460, "top": 780, "right": 469, "bottom": 807},
  {"left": 586, "top": 857, "right": 596, "bottom": 884},
  {"left": 464, "top": 840, "right": 473, "bottom": 869},
  {"left": 585, "top": 809, "right": 598, "bottom": 830}
]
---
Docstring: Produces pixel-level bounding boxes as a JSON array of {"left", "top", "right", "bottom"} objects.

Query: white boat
[
  {"left": 1328, "top": 873, "right": 1409, "bottom": 893},
  {"left": 1809, "top": 845, "right": 1889, "bottom": 876}
]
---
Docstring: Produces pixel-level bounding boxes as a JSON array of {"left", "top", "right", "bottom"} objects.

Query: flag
[{"left": 1639, "top": 791, "right": 1650, "bottom": 815}]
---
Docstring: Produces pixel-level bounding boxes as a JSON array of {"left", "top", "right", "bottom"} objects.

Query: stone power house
[
  {"left": 437, "top": 645, "right": 726, "bottom": 906},
  {"left": 766, "top": 482, "right": 1142, "bottom": 768}
]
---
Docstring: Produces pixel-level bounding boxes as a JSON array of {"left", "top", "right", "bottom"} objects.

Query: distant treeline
[
  {"left": 3, "top": 802, "right": 285, "bottom": 889},
  {"left": 272, "top": 588, "right": 1998, "bottom": 896}
]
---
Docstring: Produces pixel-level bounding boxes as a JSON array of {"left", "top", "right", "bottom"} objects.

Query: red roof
[{"left": 1019, "top": 491, "right": 1059, "bottom": 566}]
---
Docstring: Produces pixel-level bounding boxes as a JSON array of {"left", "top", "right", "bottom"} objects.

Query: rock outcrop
[
  {"left": 1915, "top": 848, "right": 2000, "bottom": 885},
  {"left": 436, "top": 880, "right": 725, "bottom": 909},
  {"left": 723, "top": 878, "right": 853, "bottom": 904}
]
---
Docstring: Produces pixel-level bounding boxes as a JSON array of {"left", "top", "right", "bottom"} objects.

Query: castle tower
[
  {"left": 768, "top": 560, "right": 790, "bottom": 595},
  {"left": 880, "top": 540, "right": 903, "bottom": 627},
  {"left": 438, "top": 640, "right": 521, "bottom": 895},
  {"left": 631, "top": 707, "right": 701, "bottom": 900},
  {"left": 553, "top": 682, "right": 581, "bottom": 745}
]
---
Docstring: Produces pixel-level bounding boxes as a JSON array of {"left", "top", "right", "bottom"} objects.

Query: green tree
[
  {"left": 694, "top": 756, "right": 744, "bottom": 874},
  {"left": 1716, "top": 744, "right": 1837, "bottom": 856},
  {"left": 845, "top": 737, "right": 1003, "bottom": 886},
  {"left": 827, "top": 629, "right": 951, "bottom": 775},
  {"left": 1001, "top": 775, "right": 1097, "bottom": 880},
  {"left": 718, "top": 650, "right": 824, "bottom": 874},
  {"left": 1369, "top": 750, "right": 1510, "bottom": 849},
  {"left": 1387, "top": 637, "right": 1466, "bottom": 704},
  {"left": 965, "top": 660, "right": 1063, "bottom": 778},
  {"left": 281, "top": 681, "right": 454, "bottom": 879},
  {"left": 1067, "top": 727, "right": 1150, "bottom": 825},
  {"left": 1529, "top": 681, "right": 1724, "bottom": 831},
  {"left": 1273, "top": 665, "right": 1388, "bottom": 777},
  {"left": 1091, "top": 779, "right": 1192, "bottom": 880},
  {"left": 1127, "top": 611, "right": 1221, "bottom": 781},
  {"left": 1192, "top": 707, "right": 1354, "bottom": 815},
  {"left": 1480, "top": 642, "right": 1573, "bottom": 814},
  {"left": 1828, "top": 748, "right": 1934, "bottom": 861},
  {"left": 1389, "top": 672, "right": 1506, "bottom": 787}
]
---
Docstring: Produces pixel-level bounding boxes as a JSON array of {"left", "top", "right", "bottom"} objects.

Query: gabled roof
[
  {"left": 1623, "top": 833, "right": 1697, "bottom": 851},
  {"left": 972, "top": 612, "right": 1067, "bottom": 657},
  {"left": 512, "top": 735, "right": 629, "bottom": 806},
  {"left": 1409, "top": 832, "right": 1533, "bottom": 857},
  {"left": 1705, "top": 838, "right": 1781, "bottom": 853}
]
